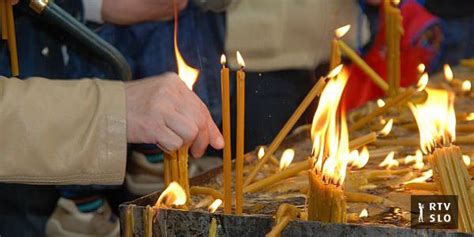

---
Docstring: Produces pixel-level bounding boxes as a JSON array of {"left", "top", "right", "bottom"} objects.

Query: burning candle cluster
[
  {"left": 409, "top": 88, "right": 474, "bottom": 232},
  {"left": 131, "top": 1, "right": 474, "bottom": 236},
  {"left": 307, "top": 67, "right": 349, "bottom": 223}
]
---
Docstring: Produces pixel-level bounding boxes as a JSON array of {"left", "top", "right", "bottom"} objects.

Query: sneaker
[
  {"left": 125, "top": 151, "right": 166, "bottom": 195},
  {"left": 45, "top": 198, "right": 119, "bottom": 237}
]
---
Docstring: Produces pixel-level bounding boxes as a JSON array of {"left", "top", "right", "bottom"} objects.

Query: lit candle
[
  {"left": 244, "top": 65, "right": 342, "bottom": 187},
  {"left": 208, "top": 199, "right": 222, "bottom": 237},
  {"left": 235, "top": 51, "right": 246, "bottom": 215},
  {"left": 173, "top": 5, "right": 199, "bottom": 205},
  {"left": 307, "top": 67, "right": 349, "bottom": 223},
  {"left": 220, "top": 54, "right": 233, "bottom": 214},
  {"left": 330, "top": 25, "right": 350, "bottom": 70}
]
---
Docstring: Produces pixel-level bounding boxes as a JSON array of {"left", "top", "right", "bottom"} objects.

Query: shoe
[
  {"left": 125, "top": 151, "right": 165, "bottom": 195},
  {"left": 45, "top": 198, "right": 119, "bottom": 237}
]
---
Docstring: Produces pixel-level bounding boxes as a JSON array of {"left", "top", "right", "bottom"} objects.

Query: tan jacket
[
  {"left": 226, "top": 0, "right": 369, "bottom": 71},
  {"left": 0, "top": 77, "right": 127, "bottom": 185}
]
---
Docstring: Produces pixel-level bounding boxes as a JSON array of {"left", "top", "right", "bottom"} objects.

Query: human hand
[
  {"left": 102, "top": 0, "right": 188, "bottom": 25},
  {"left": 125, "top": 72, "right": 224, "bottom": 157}
]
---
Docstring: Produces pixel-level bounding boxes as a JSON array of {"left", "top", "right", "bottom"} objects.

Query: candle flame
[
  {"left": 404, "top": 169, "right": 433, "bottom": 185},
  {"left": 155, "top": 182, "right": 187, "bottom": 208},
  {"left": 236, "top": 51, "right": 246, "bottom": 68},
  {"left": 443, "top": 64, "right": 453, "bottom": 82},
  {"left": 413, "top": 160, "right": 425, "bottom": 170},
  {"left": 377, "top": 99, "right": 386, "bottom": 108},
  {"left": 359, "top": 209, "right": 368, "bottom": 218},
  {"left": 347, "top": 150, "right": 358, "bottom": 166},
  {"left": 310, "top": 67, "right": 350, "bottom": 185},
  {"left": 351, "top": 146, "right": 369, "bottom": 169},
  {"left": 327, "top": 64, "right": 343, "bottom": 78},
  {"left": 257, "top": 146, "right": 265, "bottom": 160},
  {"left": 417, "top": 63, "right": 426, "bottom": 73},
  {"left": 467, "top": 113, "right": 474, "bottom": 121},
  {"left": 417, "top": 73, "right": 429, "bottom": 91},
  {"left": 392, "top": 0, "right": 400, "bottom": 6},
  {"left": 408, "top": 88, "right": 456, "bottom": 154},
  {"left": 379, "top": 151, "right": 399, "bottom": 169},
  {"left": 378, "top": 118, "right": 393, "bottom": 137},
  {"left": 462, "top": 80, "right": 471, "bottom": 92},
  {"left": 279, "top": 149, "right": 295, "bottom": 171},
  {"left": 174, "top": 18, "right": 199, "bottom": 90},
  {"left": 208, "top": 198, "right": 222, "bottom": 213},
  {"left": 413, "top": 150, "right": 425, "bottom": 170},
  {"left": 335, "top": 25, "right": 351, "bottom": 38},
  {"left": 220, "top": 54, "right": 226, "bottom": 66},
  {"left": 463, "top": 155, "right": 471, "bottom": 167}
]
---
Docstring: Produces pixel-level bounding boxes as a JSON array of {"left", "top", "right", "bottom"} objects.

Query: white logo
[{"left": 418, "top": 203, "right": 424, "bottom": 223}]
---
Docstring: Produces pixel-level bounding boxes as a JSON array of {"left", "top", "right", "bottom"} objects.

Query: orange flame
[
  {"left": 467, "top": 113, "right": 474, "bottom": 121},
  {"left": 220, "top": 54, "right": 226, "bottom": 66},
  {"left": 404, "top": 169, "right": 433, "bottom": 185},
  {"left": 462, "top": 80, "right": 471, "bottom": 92},
  {"left": 155, "top": 182, "right": 187, "bottom": 208},
  {"left": 257, "top": 146, "right": 265, "bottom": 160},
  {"left": 335, "top": 25, "right": 351, "bottom": 38},
  {"left": 379, "top": 151, "right": 399, "bottom": 169},
  {"left": 377, "top": 99, "right": 386, "bottom": 108},
  {"left": 279, "top": 149, "right": 295, "bottom": 171},
  {"left": 417, "top": 73, "right": 429, "bottom": 91},
  {"left": 310, "top": 67, "right": 350, "bottom": 185},
  {"left": 463, "top": 155, "right": 471, "bottom": 167},
  {"left": 443, "top": 64, "right": 453, "bottom": 82},
  {"left": 351, "top": 146, "right": 369, "bottom": 169},
  {"left": 412, "top": 150, "right": 424, "bottom": 170},
  {"left": 236, "top": 51, "right": 246, "bottom": 68},
  {"left": 208, "top": 198, "right": 222, "bottom": 213},
  {"left": 417, "top": 63, "right": 426, "bottom": 74},
  {"left": 378, "top": 118, "right": 393, "bottom": 137},
  {"left": 328, "top": 64, "right": 343, "bottom": 78},
  {"left": 408, "top": 88, "right": 456, "bottom": 154},
  {"left": 174, "top": 8, "right": 199, "bottom": 90}
]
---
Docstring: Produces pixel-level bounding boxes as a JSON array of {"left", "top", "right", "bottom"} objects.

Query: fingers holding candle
[{"left": 125, "top": 73, "right": 223, "bottom": 155}]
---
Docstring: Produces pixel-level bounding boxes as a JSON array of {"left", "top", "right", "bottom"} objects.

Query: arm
[
  {"left": 0, "top": 73, "right": 223, "bottom": 185},
  {"left": 0, "top": 77, "right": 127, "bottom": 185}
]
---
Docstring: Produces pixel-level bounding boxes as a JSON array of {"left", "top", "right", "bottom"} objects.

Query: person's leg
[
  {"left": 0, "top": 184, "right": 59, "bottom": 237},
  {"left": 237, "top": 70, "right": 315, "bottom": 153}
]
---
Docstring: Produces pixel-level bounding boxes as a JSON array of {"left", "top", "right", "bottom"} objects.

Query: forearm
[{"left": 0, "top": 77, "right": 127, "bottom": 185}]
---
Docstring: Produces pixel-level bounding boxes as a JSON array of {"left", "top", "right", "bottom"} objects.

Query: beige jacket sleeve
[{"left": 0, "top": 77, "right": 127, "bottom": 185}]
